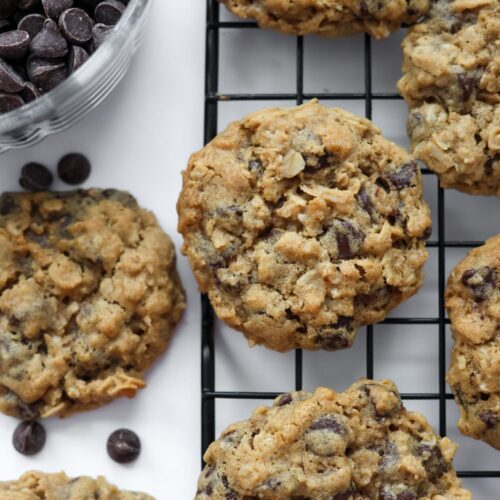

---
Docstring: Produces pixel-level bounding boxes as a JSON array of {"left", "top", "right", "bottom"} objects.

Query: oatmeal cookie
[
  {"left": 446, "top": 234, "right": 500, "bottom": 449},
  {"left": 0, "top": 471, "right": 153, "bottom": 499},
  {"left": 178, "top": 101, "right": 431, "bottom": 352},
  {"left": 0, "top": 189, "right": 185, "bottom": 418},
  {"left": 195, "top": 380, "right": 471, "bottom": 499},
  {"left": 398, "top": 0, "right": 500, "bottom": 195},
  {"left": 221, "top": 0, "right": 430, "bottom": 39}
]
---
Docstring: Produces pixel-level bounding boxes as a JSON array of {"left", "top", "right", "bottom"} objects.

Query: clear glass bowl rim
[{"left": 0, "top": 0, "right": 149, "bottom": 136}]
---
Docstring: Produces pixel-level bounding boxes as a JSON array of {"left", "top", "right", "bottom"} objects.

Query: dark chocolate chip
[
  {"left": 94, "top": 0, "right": 126, "bottom": 26},
  {"left": 375, "top": 176, "right": 391, "bottom": 193},
  {"left": 18, "top": 13, "right": 46, "bottom": 39},
  {"left": 91, "top": 22, "right": 112, "bottom": 50},
  {"left": 41, "top": 0, "right": 74, "bottom": 20},
  {"left": 13, "top": 421, "right": 46, "bottom": 456},
  {"left": 0, "top": 30, "right": 30, "bottom": 59},
  {"left": 479, "top": 412, "right": 497, "bottom": 429},
  {"left": 417, "top": 443, "right": 447, "bottom": 479},
  {"left": 461, "top": 267, "right": 496, "bottom": 302},
  {"left": 0, "top": 92, "right": 24, "bottom": 112},
  {"left": 107, "top": 428, "right": 141, "bottom": 464},
  {"left": 277, "top": 393, "right": 292, "bottom": 407},
  {"left": 31, "top": 18, "right": 68, "bottom": 58},
  {"left": 0, "top": 20, "right": 12, "bottom": 34},
  {"left": 357, "top": 187, "right": 375, "bottom": 219},
  {"left": 59, "top": 8, "right": 93, "bottom": 45},
  {"left": 387, "top": 162, "right": 417, "bottom": 189},
  {"left": 309, "top": 415, "right": 346, "bottom": 435},
  {"left": 27, "top": 55, "right": 67, "bottom": 92},
  {"left": 0, "top": 194, "right": 17, "bottom": 215},
  {"left": 17, "top": 0, "right": 42, "bottom": 10},
  {"left": 484, "top": 154, "right": 499, "bottom": 176},
  {"left": 19, "top": 162, "right": 53, "bottom": 191},
  {"left": 0, "top": 58, "right": 25, "bottom": 92},
  {"left": 0, "top": 1, "right": 17, "bottom": 19},
  {"left": 67, "top": 44, "right": 88, "bottom": 73},
  {"left": 335, "top": 219, "right": 365, "bottom": 259},
  {"left": 20, "top": 81, "right": 40, "bottom": 102},
  {"left": 57, "top": 152, "right": 91, "bottom": 184},
  {"left": 457, "top": 73, "right": 475, "bottom": 101}
]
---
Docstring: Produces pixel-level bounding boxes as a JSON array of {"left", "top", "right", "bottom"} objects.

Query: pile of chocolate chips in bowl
[{"left": 0, "top": 0, "right": 129, "bottom": 113}]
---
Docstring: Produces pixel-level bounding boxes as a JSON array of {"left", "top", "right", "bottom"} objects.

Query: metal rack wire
[{"left": 202, "top": 0, "right": 500, "bottom": 482}]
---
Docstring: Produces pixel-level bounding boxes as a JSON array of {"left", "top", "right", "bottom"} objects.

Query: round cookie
[
  {"left": 0, "top": 189, "right": 185, "bottom": 419},
  {"left": 196, "top": 379, "right": 471, "bottom": 499},
  {"left": 398, "top": 0, "right": 500, "bottom": 196},
  {"left": 0, "top": 471, "right": 153, "bottom": 499},
  {"left": 221, "top": 0, "right": 430, "bottom": 39},
  {"left": 446, "top": 235, "right": 500, "bottom": 450},
  {"left": 178, "top": 101, "right": 431, "bottom": 352}
]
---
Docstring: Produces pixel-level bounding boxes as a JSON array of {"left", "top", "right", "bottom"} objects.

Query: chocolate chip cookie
[
  {"left": 221, "top": 0, "right": 430, "bottom": 39},
  {"left": 196, "top": 379, "right": 471, "bottom": 499},
  {"left": 398, "top": 0, "right": 500, "bottom": 196},
  {"left": 446, "top": 235, "right": 500, "bottom": 450},
  {"left": 178, "top": 101, "right": 431, "bottom": 352},
  {"left": 0, "top": 471, "right": 153, "bottom": 499},
  {"left": 0, "top": 189, "right": 185, "bottom": 419}
]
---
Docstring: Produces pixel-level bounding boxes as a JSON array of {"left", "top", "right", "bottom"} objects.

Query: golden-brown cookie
[
  {"left": 398, "top": 0, "right": 500, "bottom": 196},
  {"left": 0, "top": 189, "right": 185, "bottom": 418},
  {"left": 446, "top": 235, "right": 500, "bottom": 450},
  {"left": 0, "top": 471, "right": 153, "bottom": 499},
  {"left": 178, "top": 101, "right": 431, "bottom": 352},
  {"left": 221, "top": 0, "right": 430, "bottom": 39},
  {"left": 196, "top": 380, "right": 471, "bottom": 499}
]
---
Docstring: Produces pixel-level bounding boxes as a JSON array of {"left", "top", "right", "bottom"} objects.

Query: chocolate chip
[
  {"left": 18, "top": 13, "right": 46, "bottom": 39},
  {"left": 457, "top": 73, "right": 475, "bottom": 102},
  {"left": 107, "top": 428, "right": 141, "bottom": 464},
  {"left": 387, "top": 162, "right": 417, "bottom": 189},
  {"left": 375, "top": 176, "right": 391, "bottom": 193},
  {"left": 277, "top": 393, "right": 292, "bottom": 407},
  {"left": 59, "top": 8, "right": 93, "bottom": 45},
  {"left": 0, "top": 58, "right": 25, "bottom": 92},
  {"left": 335, "top": 219, "right": 365, "bottom": 259},
  {"left": 0, "top": 92, "right": 24, "bottom": 112},
  {"left": 417, "top": 443, "right": 447, "bottom": 479},
  {"left": 248, "top": 158, "right": 263, "bottom": 174},
  {"left": 357, "top": 187, "right": 375, "bottom": 219},
  {"left": 484, "top": 154, "right": 499, "bottom": 176},
  {"left": 0, "top": 30, "right": 30, "bottom": 59},
  {"left": 41, "top": 0, "right": 74, "bottom": 20},
  {"left": 479, "top": 412, "right": 497, "bottom": 429},
  {"left": 91, "top": 22, "right": 112, "bottom": 49},
  {"left": 309, "top": 415, "right": 346, "bottom": 435},
  {"left": 0, "top": 1, "right": 17, "bottom": 19},
  {"left": 27, "top": 55, "right": 67, "bottom": 92},
  {"left": 20, "top": 81, "right": 40, "bottom": 102},
  {"left": 19, "top": 162, "right": 53, "bottom": 191},
  {"left": 67, "top": 44, "right": 88, "bottom": 73},
  {"left": 461, "top": 267, "right": 496, "bottom": 302},
  {"left": 31, "top": 18, "right": 68, "bottom": 58},
  {"left": 0, "top": 194, "right": 17, "bottom": 215},
  {"left": 95, "top": 0, "right": 126, "bottom": 26},
  {"left": 13, "top": 421, "right": 46, "bottom": 456},
  {"left": 57, "top": 152, "right": 91, "bottom": 184}
]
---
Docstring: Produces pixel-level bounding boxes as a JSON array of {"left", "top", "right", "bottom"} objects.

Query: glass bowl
[{"left": 0, "top": 0, "right": 152, "bottom": 154}]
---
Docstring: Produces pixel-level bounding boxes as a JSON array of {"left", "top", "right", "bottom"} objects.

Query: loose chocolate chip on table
[
  {"left": 107, "top": 428, "right": 141, "bottom": 464},
  {"left": 59, "top": 8, "right": 94, "bottom": 45},
  {"left": 31, "top": 18, "right": 68, "bottom": 58},
  {"left": 58, "top": 152, "right": 91, "bottom": 184},
  {"left": 19, "top": 162, "right": 54, "bottom": 191},
  {"left": 18, "top": 14, "right": 46, "bottom": 39},
  {"left": 0, "top": 30, "right": 30, "bottom": 59},
  {"left": 13, "top": 421, "right": 47, "bottom": 456},
  {"left": 67, "top": 44, "right": 89, "bottom": 73},
  {"left": 0, "top": 58, "right": 25, "bottom": 93},
  {"left": 0, "top": 93, "right": 24, "bottom": 113},
  {"left": 95, "top": 0, "right": 126, "bottom": 26}
]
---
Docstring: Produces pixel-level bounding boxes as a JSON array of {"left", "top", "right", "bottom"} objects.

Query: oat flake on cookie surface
[
  {"left": 195, "top": 379, "right": 471, "bottom": 499},
  {"left": 221, "top": 0, "right": 430, "bottom": 39},
  {"left": 0, "top": 189, "right": 185, "bottom": 419},
  {"left": 398, "top": 0, "right": 500, "bottom": 196},
  {"left": 178, "top": 100, "right": 431, "bottom": 352},
  {"left": 446, "top": 234, "right": 500, "bottom": 450}
]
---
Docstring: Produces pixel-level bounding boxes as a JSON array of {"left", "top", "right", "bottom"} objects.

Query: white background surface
[{"left": 0, "top": 1, "right": 498, "bottom": 498}]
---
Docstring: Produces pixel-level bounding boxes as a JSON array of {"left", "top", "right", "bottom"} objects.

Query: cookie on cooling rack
[
  {"left": 0, "top": 471, "right": 153, "bottom": 499},
  {"left": 446, "top": 235, "right": 500, "bottom": 450},
  {"left": 195, "top": 379, "right": 471, "bottom": 499},
  {"left": 398, "top": 0, "right": 500, "bottom": 196},
  {"left": 178, "top": 100, "right": 431, "bottom": 352},
  {"left": 221, "top": 0, "right": 430, "bottom": 39},
  {"left": 0, "top": 189, "right": 186, "bottom": 419}
]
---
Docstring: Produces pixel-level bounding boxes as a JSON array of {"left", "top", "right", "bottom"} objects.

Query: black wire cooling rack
[{"left": 201, "top": 0, "right": 500, "bottom": 484}]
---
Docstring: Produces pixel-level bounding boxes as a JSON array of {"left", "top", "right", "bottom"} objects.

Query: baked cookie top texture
[
  {"left": 0, "top": 471, "right": 154, "bottom": 499},
  {"left": 446, "top": 235, "right": 500, "bottom": 449},
  {"left": 398, "top": 0, "right": 500, "bottom": 195},
  {"left": 195, "top": 379, "right": 471, "bottom": 499},
  {"left": 221, "top": 0, "right": 430, "bottom": 39},
  {"left": 0, "top": 189, "right": 185, "bottom": 419},
  {"left": 178, "top": 101, "right": 431, "bottom": 352}
]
